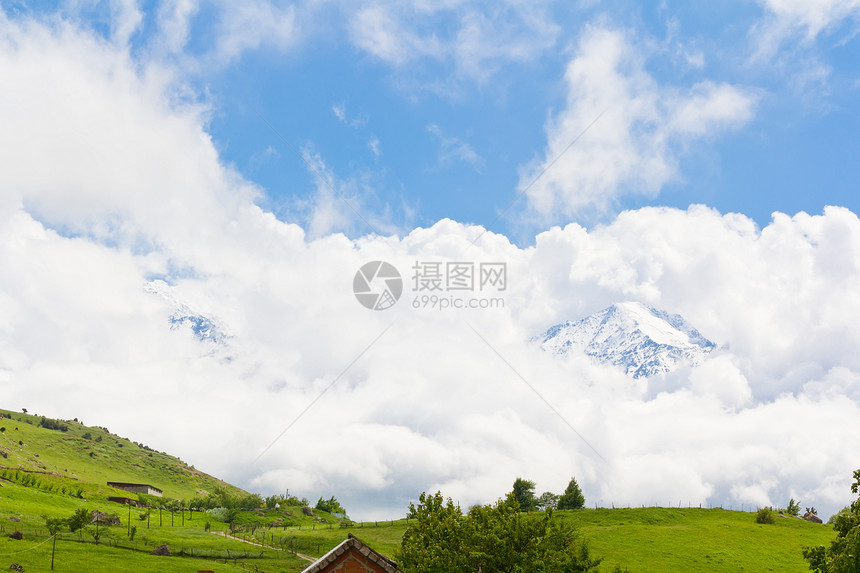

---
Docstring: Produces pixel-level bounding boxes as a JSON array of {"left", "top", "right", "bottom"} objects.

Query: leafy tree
[
  {"left": 315, "top": 496, "right": 345, "bottom": 514},
  {"left": 67, "top": 508, "right": 90, "bottom": 533},
  {"left": 786, "top": 498, "right": 801, "bottom": 517},
  {"left": 511, "top": 478, "right": 537, "bottom": 512},
  {"left": 399, "top": 492, "right": 469, "bottom": 573},
  {"left": 803, "top": 469, "right": 860, "bottom": 573},
  {"left": 239, "top": 493, "right": 264, "bottom": 510},
  {"left": 558, "top": 477, "right": 586, "bottom": 510},
  {"left": 537, "top": 491, "right": 560, "bottom": 511},
  {"left": 265, "top": 495, "right": 280, "bottom": 509},
  {"left": 397, "top": 491, "right": 602, "bottom": 573},
  {"left": 43, "top": 516, "right": 65, "bottom": 536}
]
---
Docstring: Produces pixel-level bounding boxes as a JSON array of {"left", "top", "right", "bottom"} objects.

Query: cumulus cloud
[
  {"left": 521, "top": 26, "right": 757, "bottom": 219},
  {"left": 2, "top": 8, "right": 860, "bottom": 523}
]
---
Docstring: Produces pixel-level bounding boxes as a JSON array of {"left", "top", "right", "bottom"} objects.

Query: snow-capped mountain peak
[
  {"left": 144, "top": 280, "right": 230, "bottom": 345},
  {"left": 534, "top": 301, "right": 715, "bottom": 378}
]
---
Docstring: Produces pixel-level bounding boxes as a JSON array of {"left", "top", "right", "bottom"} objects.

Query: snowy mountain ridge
[{"left": 535, "top": 301, "right": 715, "bottom": 378}]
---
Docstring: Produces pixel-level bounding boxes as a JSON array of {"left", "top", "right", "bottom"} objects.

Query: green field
[{"left": 0, "top": 407, "right": 839, "bottom": 572}]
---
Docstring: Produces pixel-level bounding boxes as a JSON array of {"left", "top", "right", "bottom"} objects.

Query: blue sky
[
  {"left": 11, "top": 1, "right": 859, "bottom": 242},
  {"left": 3, "top": 1, "right": 860, "bottom": 520}
]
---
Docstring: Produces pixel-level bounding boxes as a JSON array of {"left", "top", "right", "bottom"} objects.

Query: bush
[
  {"left": 82, "top": 432, "right": 92, "bottom": 440},
  {"left": 756, "top": 507, "right": 775, "bottom": 524}
]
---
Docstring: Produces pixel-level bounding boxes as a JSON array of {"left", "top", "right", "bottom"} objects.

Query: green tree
[
  {"left": 558, "top": 477, "right": 586, "bottom": 510},
  {"left": 786, "top": 498, "right": 801, "bottom": 517},
  {"left": 399, "top": 492, "right": 469, "bottom": 573},
  {"left": 537, "top": 491, "right": 560, "bottom": 511},
  {"left": 315, "top": 496, "right": 345, "bottom": 514},
  {"left": 43, "top": 516, "right": 65, "bottom": 571},
  {"left": 803, "top": 469, "right": 860, "bottom": 573},
  {"left": 397, "top": 491, "right": 602, "bottom": 573},
  {"left": 67, "top": 508, "right": 90, "bottom": 534},
  {"left": 511, "top": 478, "right": 537, "bottom": 512}
]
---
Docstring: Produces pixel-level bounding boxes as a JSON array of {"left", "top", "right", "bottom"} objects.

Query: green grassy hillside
[
  {"left": 0, "top": 408, "right": 244, "bottom": 500},
  {"left": 266, "top": 507, "right": 836, "bottom": 572},
  {"left": 0, "top": 407, "right": 840, "bottom": 572},
  {"left": 559, "top": 507, "right": 834, "bottom": 572}
]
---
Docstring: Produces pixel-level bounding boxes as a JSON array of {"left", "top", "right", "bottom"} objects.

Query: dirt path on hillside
[{"left": 209, "top": 531, "right": 316, "bottom": 563}]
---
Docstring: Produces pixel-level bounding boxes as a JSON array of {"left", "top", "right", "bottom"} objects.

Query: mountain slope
[{"left": 535, "top": 301, "right": 715, "bottom": 378}]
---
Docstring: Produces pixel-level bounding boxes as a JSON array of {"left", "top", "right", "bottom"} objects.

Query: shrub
[
  {"left": 756, "top": 507, "right": 775, "bottom": 524},
  {"left": 82, "top": 432, "right": 92, "bottom": 440}
]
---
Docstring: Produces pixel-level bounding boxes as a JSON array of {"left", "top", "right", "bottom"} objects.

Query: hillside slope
[{"left": 0, "top": 408, "right": 244, "bottom": 500}]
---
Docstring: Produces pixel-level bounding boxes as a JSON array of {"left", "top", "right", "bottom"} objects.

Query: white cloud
[
  {"left": 2, "top": 9, "right": 860, "bottom": 523},
  {"left": 109, "top": 0, "right": 143, "bottom": 46},
  {"left": 350, "top": 4, "right": 443, "bottom": 67},
  {"left": 521, "top": 26, "right": 758, "bottom": 218},
  {"left": 333, "top": 103, "right": 346, "bottom": 121},
  {"left": 348, "top": 1, "right": 559, "bottom": 83},
  {"left": 758, "top": 0, "right": 860, "bottom": 43},
  {"left": 332, "top": 102, "right": 368, "bottom": 128},
  {"left": 368, "top": 135, "right": 382, "bottom": 159},
  {"left": 210, "top": 1, "right": 297, "bottom": 65},
  {"left": 154, "top": 0, "right": 199, "bottom": 56},
  {"left": 427, "top": 124, "right": 483, "bottom": 171}
]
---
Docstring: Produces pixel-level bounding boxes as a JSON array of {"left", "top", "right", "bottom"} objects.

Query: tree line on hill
[{"left": 511, "top": 476, "right": 585, "bottom": 512}]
